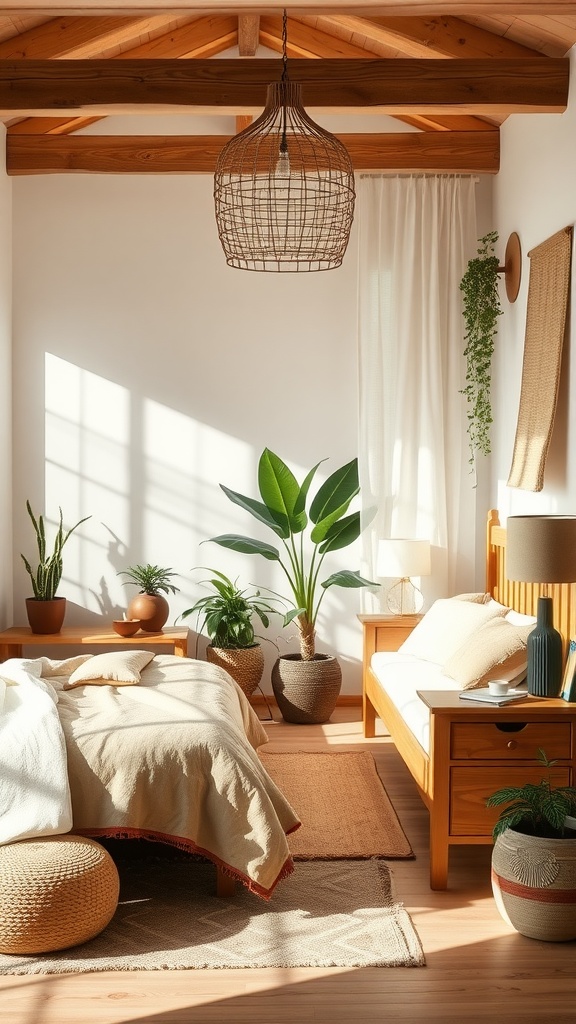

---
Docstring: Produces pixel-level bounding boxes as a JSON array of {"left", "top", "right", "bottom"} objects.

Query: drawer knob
[{"left": 507, "top": 740, "right": 517, "bottom": 750}]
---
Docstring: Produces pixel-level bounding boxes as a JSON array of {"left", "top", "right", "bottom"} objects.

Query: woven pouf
[{"left": 0, "top": 835, "right": 120, "bottom": 954}]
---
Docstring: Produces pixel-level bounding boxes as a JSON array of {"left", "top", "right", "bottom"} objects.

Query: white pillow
[
  {"left": 443, "top": 617, "right": 533, "bottom": 690},
  {"left": 64, "top": 650, "right": 155, "bottom": 690},
  {"left": 398, "top": 597, "right": 505, "bottom": 665},
  {"left": 505, "top": 610, "right": 537, "bottom": 626}
]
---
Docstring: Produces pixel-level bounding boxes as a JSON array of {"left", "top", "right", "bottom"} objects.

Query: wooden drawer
[
  {"left": 450, "top": 765, "right": 571, "bottom": 835},
  {"left": 450, "top": 721, "right": 572, "bottom": 760}
]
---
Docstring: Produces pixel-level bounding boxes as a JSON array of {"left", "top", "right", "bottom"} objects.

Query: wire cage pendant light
[{"left": 213, "top": 12, "right": 356, "bottom": 272}]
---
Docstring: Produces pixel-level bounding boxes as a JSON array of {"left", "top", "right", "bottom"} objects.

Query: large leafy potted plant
[
  {"left": 21, "top": 501, "right": 91, "bottom": 634},
  {"left": 180, "top": 568, "right": 281, "bottom": 698},
  {"left": 459, "top": 230, "right": 503, "bottom": 467},
  {"left": 119, "top": 564, "right": 180, "bottom": 632},
  {"left": 487, "top": 748, "right": 576, "bottom": 941},
  {"left": 208, "top": 449, "right": 375, "bottom": 724}
]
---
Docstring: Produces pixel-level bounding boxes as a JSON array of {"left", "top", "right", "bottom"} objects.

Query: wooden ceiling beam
[
  {"left": 1, "top": 4, "right": 574, "bottom": 15},
  {"left": 6, "top": 129, "right": 500, "bottom": 174},
  {"left": 259, "top": 16, "right": 497, "bottom": 130},
  {"left": 0, "top": 57, "right": 567, "bottom": 116},
  {"left": 237, "top": 14, "right": 259, "bottom": 55},
  {"left": 305, "top": 14, "right": 543, "bottom": 58},
  {"left": 0, "top": 15, "right": 196, "bottom": 59},
  {"left": 7, "top": 16, "right": 238, "bottom": 134}
]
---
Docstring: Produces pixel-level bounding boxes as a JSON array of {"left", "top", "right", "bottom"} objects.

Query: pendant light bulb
[{"left": 276, "top": 141, "right": 290, "bottom": 178}]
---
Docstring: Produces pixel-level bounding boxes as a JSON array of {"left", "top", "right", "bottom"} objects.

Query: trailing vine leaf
[{"left": 459, "top": 231, "right": 503, "bottom": 465}]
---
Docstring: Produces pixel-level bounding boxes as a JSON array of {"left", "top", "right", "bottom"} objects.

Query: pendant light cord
[
  {"left": 280, "top": 9, "right": 288, "bottom": 155},
  {"left": 281, "top": 9, "right": 288, "bottom": 84}
]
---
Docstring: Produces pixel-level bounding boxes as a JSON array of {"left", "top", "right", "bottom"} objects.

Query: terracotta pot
[
  {"left": 126, "top": 593, "right": 169, "bottom": 632},
  {"left": 206, "top": 644, "right": 264, "bottom": 698},
  {"left": 25, "top": 597, "right": 67, "bottom": 635},
  {"left": 492, "top": 827, "right": 576, "bottom": 941},
  {"left": 271, "top": 653, "right": 342, "bottom": 724}
]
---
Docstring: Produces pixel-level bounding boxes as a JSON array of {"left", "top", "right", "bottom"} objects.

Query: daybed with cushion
[
  {"left": 361, "top": 510, "right": 576, "bottom": 889},
  {"left": 0, "top": 651, "right": 300, "bottom": 900}
]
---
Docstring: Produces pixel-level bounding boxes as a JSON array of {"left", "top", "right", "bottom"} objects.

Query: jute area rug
[
  {"left": 0, "top": 859, "right": 424, "bottom": 974},
  {"left": 260, "top": 750, "right": 413, "bottom": 859}
]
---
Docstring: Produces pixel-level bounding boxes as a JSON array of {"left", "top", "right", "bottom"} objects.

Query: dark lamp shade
[{"left": 506, "top": 515, "right": 576, "bottom": 584}]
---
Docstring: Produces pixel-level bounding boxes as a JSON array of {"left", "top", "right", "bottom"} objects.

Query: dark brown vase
[
  {"left": 126, "top": 593, "right": 169, "bottom": 632},
  {"left": 271, "top": 653, "right": 342, "bottom": 724},
  {"left": 25, "top": 597, "right": 67, "bottom": 635}
]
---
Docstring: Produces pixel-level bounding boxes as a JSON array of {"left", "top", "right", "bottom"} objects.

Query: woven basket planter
[
  {"left": 271, "top": 653, "right": 342, "bottom": 724},
  {"left": 492, "top": 828, "right": 576, "bottom": 941},
  {"left": 206, "top": 643, "right": 264, "bottom": 698},
  {"left": 0, "top": 835, "right": 120, "bottom": 955}
]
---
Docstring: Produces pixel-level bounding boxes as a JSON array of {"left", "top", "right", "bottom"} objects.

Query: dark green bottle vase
[{"left": 527, "top": 597, "right": 563, "bottom": 697}]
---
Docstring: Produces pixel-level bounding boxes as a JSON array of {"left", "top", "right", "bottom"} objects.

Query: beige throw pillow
[
  {"left": 398, "top": 597, "right": 505, "bottom": 665},
  {"left": 443, "top": 617, "right": 533, "bottom": 690},
  {"left": 64, "top": 650, "right": 155, "bottom": 689}
]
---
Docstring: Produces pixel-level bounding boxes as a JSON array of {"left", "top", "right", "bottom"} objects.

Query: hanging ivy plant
[{"left": 459, "top": 231, "right": 503, "bottom": 464}]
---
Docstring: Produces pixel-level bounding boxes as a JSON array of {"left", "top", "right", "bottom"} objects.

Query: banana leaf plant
[{"left": 208, "top": 449, "right": 376, "bottom": 661}]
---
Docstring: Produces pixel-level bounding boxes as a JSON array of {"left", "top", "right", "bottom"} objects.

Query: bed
[
  {"left": 361, "top": 509, "right": 576, "bottom": 890},
  {"left": 0, "top": 652, "right": 300, "bottom": 899}
]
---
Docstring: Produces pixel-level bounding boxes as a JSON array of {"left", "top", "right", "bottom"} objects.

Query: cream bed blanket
[{"left": 47, "top": 654, "right": 300, "bottom": 898}]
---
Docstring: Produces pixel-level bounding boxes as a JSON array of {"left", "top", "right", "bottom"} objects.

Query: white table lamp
[{"left": 377, "top": 538, "right": 431, "bottom": 615}]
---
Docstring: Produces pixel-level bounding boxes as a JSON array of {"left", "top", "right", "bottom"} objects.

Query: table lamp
[
  {"left": 506, "top": 514, "right": 576, "bottom": 697},
  {"left": 376, "top": 538, "right": 431, "bottom": 615}
]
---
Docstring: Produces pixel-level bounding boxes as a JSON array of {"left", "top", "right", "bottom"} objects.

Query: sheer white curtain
[{"left": 357, "top": 174, "right": 478, "bottom": 609}]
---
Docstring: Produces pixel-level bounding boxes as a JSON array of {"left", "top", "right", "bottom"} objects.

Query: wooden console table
[{"left": 0, "top": 625, "right": 189, "bottom": 661}]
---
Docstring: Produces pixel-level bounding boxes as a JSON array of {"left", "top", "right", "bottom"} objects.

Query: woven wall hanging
[{"left": 508, "top": 225, "right": 573, "bottom": 491}]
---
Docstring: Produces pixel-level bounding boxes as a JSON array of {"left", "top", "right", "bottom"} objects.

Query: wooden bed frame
[{"left": 361, "top": 509, "right": 576, "bottom": 889}]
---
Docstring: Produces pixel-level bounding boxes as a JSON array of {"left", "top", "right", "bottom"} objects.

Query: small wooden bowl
[{"left": 112, "top": 619, "right": 141, "bottom": 637}]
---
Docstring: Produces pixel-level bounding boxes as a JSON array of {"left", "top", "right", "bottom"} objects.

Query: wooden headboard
[{"left": 486, "top": 508, "right": 576, "bottom": 656}]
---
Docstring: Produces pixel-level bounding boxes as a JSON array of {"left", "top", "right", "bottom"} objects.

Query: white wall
[
  {"left": 491, "top": 45, "right": 576, "bottom": 519},
  {"left": 0, "top": 125, "right": 12, "bottom": 629},
  {"left": 11, "top": 127, "right": 364, "bottom": 690}
]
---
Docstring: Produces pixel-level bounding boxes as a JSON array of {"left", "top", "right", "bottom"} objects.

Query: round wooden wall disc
[{"left": 504, "top": 231, "right": 522, "bottom": 302}]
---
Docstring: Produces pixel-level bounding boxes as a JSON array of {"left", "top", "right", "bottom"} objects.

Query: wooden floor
[{"left": 1, "top": 707, "right": 575, "bottom": 1024}]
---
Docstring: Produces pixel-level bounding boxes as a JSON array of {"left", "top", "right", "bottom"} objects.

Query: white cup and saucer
[{"left": 488, "top": 679, "right": 511, "bottom": 696}]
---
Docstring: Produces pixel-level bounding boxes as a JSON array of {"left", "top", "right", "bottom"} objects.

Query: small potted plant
[
  {"left": 207, "top": 449, "right": 376, "bottom": 723},
  {"left": 180, "top": 568, "right": 281, "bottom": 697},
  {"left": 487, "top": 748, "right": 576, "bottom": 941},
  {"left": 21, "top": 501, "right": 91, "bottom": 634},
  {"left": 119, "top": 564, "right": 180, "bottom": 632}
]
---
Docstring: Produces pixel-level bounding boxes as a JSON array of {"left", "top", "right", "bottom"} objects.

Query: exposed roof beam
[
  {"left": 6, "top": 129, "right": 500, "bottom": 174},
  {"left": 0, "top": 57, "right": 567, "bottom": 116},
  {"left": 260, "top": 16, "right": 498, "bottom": 130},
  {"left": 0, "top": 15, "right": 197, "bottom": 59},
  {"left": 305, "top": 14, "right": 542, "bottom": 58},
  {"left": 238, "top": 14, "right": 259, "bottom": 55},
  {"left": 6, "top": 15, "right": 238, "bottom": 134},
  {"left": 2, "top": 4, "right": 575, "bottom": 15}
]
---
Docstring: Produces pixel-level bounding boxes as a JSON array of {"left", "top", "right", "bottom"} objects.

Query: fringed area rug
[
  {"left": 0, "top": 858, "right": 424, "bottom": 974},
  {"left": 260, "top": 750, "right": 413, "bottom": 859}
]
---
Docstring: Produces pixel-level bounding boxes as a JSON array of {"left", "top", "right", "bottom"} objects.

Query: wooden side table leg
[
  {"left": 429, "top": 836, "right": 449, "bottom": 891},
  {"left": 174, "top": 638, "right": 188, "bottom": 657},
  {"left": 0, "top": 644, "right": 21, "bottom": 662},
  {"left": 429, "top": 712, "right": 451, "bottom": 890}
]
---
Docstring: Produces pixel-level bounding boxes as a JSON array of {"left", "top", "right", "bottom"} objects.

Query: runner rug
[
  {"left": 0, "top": 858, "right": 424, "bottom": 974},
  {"left": 260, "top": 750, "right": 413, "bottom": 859}
]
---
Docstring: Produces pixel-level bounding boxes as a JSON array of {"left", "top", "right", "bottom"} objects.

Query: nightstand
[{"left": 417, "top": 690, "right": 576, "bottom": 888}]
